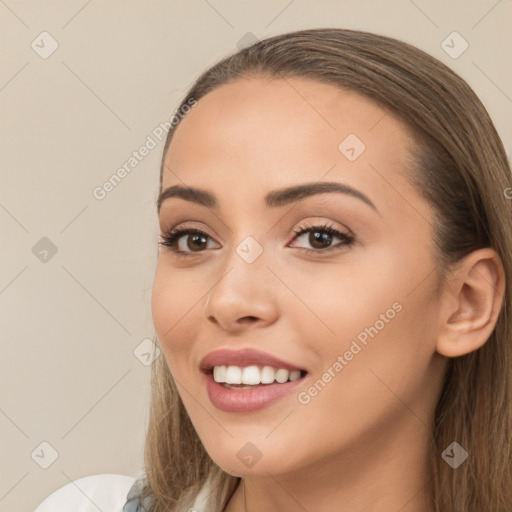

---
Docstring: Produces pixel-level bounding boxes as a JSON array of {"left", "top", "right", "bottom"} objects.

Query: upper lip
[{"left": 200, "top": 348, "right": 306, "bottom": 373}]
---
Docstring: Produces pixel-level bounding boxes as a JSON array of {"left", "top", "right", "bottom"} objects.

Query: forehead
[
  {"left": 161, "top": 77, "right": 421, "bottom": 217},
  {"left": 166, "top": 76, "right": 409, "bottom": 155}
]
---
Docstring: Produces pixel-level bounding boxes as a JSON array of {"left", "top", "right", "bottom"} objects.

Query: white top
[
  {"left": 33, "top": 473, "right": 136, "bottom": 512},
  {"left": 33, "top": 472, "right": 215, "bottom": 512}
]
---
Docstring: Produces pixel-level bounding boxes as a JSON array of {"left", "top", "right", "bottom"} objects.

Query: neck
[{"left": 224, "top": 416, "right": 435, "bottom": 512}]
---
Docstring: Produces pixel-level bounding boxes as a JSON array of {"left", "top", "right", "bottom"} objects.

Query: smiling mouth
[{"left": 202, "top": 363, "right": 309, "bottom": 412}]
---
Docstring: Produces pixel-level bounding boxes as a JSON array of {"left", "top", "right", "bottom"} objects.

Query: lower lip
[{"left": 203, "top": 372, "right": 306, "bottom": 413}]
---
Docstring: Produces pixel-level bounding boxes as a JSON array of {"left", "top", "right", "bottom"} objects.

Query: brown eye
[
  {"left": 291, "top": 223, "right": 355, "bottom": 254},
  {"left": 159, "top": 228, "right": 219, "bottom": 256},
  {"left": 185, "top": 233, "right": 209, "bottom": 251}
]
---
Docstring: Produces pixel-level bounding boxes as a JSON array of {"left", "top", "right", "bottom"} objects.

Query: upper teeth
[{"left": 213, "top": 365, "right": 302, "bottom": 385}]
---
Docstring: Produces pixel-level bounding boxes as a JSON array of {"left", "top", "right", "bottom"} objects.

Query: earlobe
[{"left": 436, "top": 248, "right": 505, "bottom": 358}]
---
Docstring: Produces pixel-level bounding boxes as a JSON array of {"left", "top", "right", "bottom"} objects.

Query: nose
[{"left": 202, "top": 250, "right": 279, "bottom": 332}]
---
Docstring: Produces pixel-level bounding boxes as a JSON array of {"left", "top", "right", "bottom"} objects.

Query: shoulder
[
  {"left": 123, "top": 475, "right": 216, "bottom": 512},
  {"left": 34, "top": 473, "right": 136, "bottom": 512},
  {"left": 123, "top": 474, "right": 154, "bottom": 512}
]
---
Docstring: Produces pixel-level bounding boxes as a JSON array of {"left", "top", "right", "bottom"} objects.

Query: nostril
[{"left": 238, "top": 316, "right": 259, "bottom": 324}]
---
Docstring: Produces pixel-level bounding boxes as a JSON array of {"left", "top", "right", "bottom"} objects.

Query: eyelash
[{"left": 158, "top": 222, "right": 355, "bottom": 258}]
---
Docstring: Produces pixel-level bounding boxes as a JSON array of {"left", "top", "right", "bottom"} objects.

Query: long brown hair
[{"left": 138, "top": 28, "right": 512, "bottom": 512}]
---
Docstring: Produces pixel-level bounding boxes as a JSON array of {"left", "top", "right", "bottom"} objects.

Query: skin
[{"left": 151, "top": 77, "right": 505, "bottom": 512}]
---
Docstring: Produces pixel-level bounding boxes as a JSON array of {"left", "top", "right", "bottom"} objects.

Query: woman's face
[{"left": 152, "top": 77, "right": 448, "bottom": 478}]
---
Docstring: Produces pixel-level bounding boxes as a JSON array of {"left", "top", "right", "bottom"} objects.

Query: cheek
[
  {"left": 291, "top": 295, "right": 438, "bottom": 463},
  {"left": 297, "top": 243, "right": 439, "bottom": 392},
  {"left": 151, "top": 264, "right": 200, "bottom": 360},
  {"left": 283, "top": 253, "right": 403, "bottom": 359}
]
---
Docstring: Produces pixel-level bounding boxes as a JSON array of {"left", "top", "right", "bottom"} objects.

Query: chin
[{"left": 203, "top": 441, "right": 300, "bottom": 478}]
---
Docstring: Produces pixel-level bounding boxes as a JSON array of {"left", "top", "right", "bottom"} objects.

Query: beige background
[{"left": 1, "top": 1, "right": 511, "bottom": 510}]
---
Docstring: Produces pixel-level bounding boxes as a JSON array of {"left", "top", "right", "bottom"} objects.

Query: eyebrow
[{"left": 157, "top": 181, "right": 378, "bottom": 214}]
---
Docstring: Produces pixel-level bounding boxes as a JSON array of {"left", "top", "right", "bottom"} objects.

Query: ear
[{"left": 436, "top": 248, "right": 506, "bottom": 358}]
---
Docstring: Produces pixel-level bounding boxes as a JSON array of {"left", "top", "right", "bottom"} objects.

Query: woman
[{"left": 124, "top": 28, "right": 512, "bottom": 512}]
